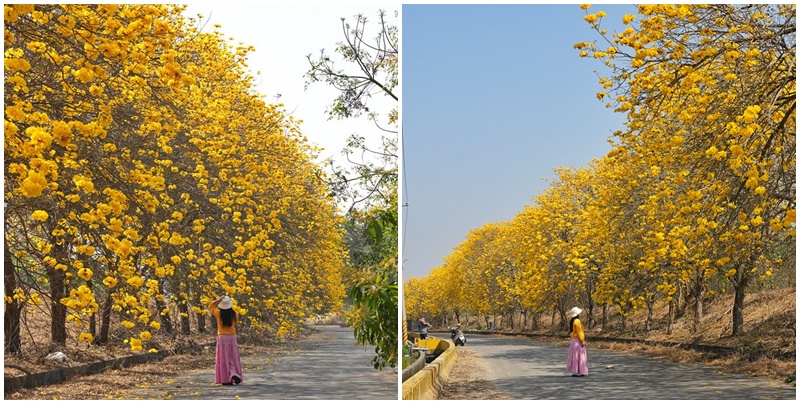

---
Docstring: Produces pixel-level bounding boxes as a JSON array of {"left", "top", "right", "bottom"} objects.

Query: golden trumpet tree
[
  {"left": 5, "top": 4, "right": 345, "bottom": 353},
  {"left": 581, "top": 3, "right": 795, "bottom": 334}
]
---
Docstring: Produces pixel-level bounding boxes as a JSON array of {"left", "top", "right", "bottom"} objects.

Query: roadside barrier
[
  {"left": 402, "top": 348, "right": 427, "bottom": 383},
  {"left": 401, "top": 337, "right": 456, "bottom": 400}
]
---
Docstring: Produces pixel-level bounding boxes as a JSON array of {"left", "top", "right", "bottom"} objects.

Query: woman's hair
[
  {"left": 220, "top": 307, "right": 236, "bottom": 328},
  {"left": 569, "top": 315, "right": 578, "bottom": 333}
]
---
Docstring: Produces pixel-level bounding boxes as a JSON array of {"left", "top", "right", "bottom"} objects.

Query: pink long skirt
[
  {"left": 566, "top": 338, "right": 588, "bottom": 376},
  {"left": 215, "top": 334, "right": 243, "bottom": 384}
]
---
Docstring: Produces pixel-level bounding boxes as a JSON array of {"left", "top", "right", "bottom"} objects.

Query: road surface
[
  {"left": 131, "top": 325, "right": 398, "bottom": 400},
  {"left": 433, "top": 332, "right": 795, "bottom": 400}
]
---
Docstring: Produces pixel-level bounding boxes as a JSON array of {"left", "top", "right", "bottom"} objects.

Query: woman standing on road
[
  {"left": 566, "top": 306, "right": 588, "bottom": 377},
  {"left": 209, "top": 295, "right": 243, "bottom": 385}
]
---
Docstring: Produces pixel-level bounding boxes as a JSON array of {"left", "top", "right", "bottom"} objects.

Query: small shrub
[{"left": 785, "top": 372, "right": 796, "bottom": 386}]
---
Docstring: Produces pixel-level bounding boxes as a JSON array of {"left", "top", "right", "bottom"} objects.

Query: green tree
[{"left": 305, "top": 10, "right": 399, "bottom": 370}]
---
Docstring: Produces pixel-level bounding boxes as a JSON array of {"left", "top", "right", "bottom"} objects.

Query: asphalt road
[
  {"left": 131, "top": 325, "right": 398, "bottom": 400},
  {"left": 432, "top": 332, "right": 796, "bottom": 400}
]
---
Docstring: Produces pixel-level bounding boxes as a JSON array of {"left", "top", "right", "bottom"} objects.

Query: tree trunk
[
  {"left": 586, "top": 305, "right": 594, "bottom": 329},
  {"left": 193, "top": 293, "right": 206, "bottom": 333},
  {"left": 667, "top": 298, "right": 674, "bottom": 335},
  {"left": 675, "top": 283, "right": 687, "bottom": 319},
  {"left": 178, "top": 300, "right": 191, "bottom": 334},
  {"left": 558, "top": 307, "right": 568, "bottom": 332},
  {"left": 602, "top": 303, "right": 608, "bottom": 331},
  {"left": 732, "top": 267, "right": 750, "bottom": 336},
  {"left": 197, "top": 309, "right": 207, "bottom": 333},
  {"left": 97, "top": 294, "right": 113, "bottom": 345},
  {"left": 693, "top": 278, "right": 705, "bottom": 333},
  {"left": 87, "top": 280, "right": 97, "bottom": 338},
  {"left": 4, "top": 243, "right": 22, "bottom": 354},
  {"left": 48, "top": 243, "right": 68, "bottom": 345},
  {"left": 156, "top": 298, "right": 173, "bottom": 335}
]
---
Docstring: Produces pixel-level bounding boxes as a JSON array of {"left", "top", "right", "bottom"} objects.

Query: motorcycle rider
[
  {"left": 451, "top": 323, "right": 466, "bottom": 345},
  {"left": 450, "top": 323, "right": 460, "bottom": 339}
]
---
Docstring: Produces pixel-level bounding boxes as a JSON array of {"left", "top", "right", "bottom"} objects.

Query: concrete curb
[
  {"left": 402, "top": 348, "right": 427, "bottom": 383},
  {"left": 401, "top": 338, "right": 456, "bottom": 400},
  {"left": 4, "top": 342, "right": 216, "bottom": 394}
]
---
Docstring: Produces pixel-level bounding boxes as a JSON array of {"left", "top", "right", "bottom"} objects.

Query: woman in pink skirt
[
  {"left": 566, "top": 306, "right": 588, "bottom": 377},
  {"left": 209, "top": 295, "right": 243, "bottom": 385}
]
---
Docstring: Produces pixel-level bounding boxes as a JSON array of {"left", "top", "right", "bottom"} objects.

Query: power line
[{"left": 401, "top": 124, "right": 408, "bottom": 265}]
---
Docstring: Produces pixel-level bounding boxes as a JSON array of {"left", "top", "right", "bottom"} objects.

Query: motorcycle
[{"left": 450, "top": 323, "right": 466, "bottom": 346}]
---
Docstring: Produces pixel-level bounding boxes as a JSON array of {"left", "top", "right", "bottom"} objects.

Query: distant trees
[{"left": 404, "top": 4, "right": 795, "bottom": 337}]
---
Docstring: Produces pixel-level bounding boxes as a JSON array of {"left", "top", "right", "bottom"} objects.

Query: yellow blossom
[
  {"left": 21, "top": 170, "right": 48, "bottom": 198},
  {"left": 31, "top": 210, "right": 49, "bottom": 222},
  {"left": 622, "top": 14, "right": 636, "bottom": 24},
  {"left": 126, "top": 276, "right": 144, "bottom": 288},
  {"left": 77, "top": 267, "right": 93, "bottom": 281},
  {"left": 5, "top": 57, "right": 31, "bottom": 72},
  {"left": 129, "top": 338, "right": 143, "bottom": 351},
  {"left": 103, "top": 276, "right": 118, "bottom": 288}
]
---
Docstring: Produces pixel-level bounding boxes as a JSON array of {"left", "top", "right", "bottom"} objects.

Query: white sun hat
[
  {"left": 569, "top": 306, "right": 582, "bottom": 318},
  {"left": 219, "top": 296, "right": 233, "bottom": 310}
]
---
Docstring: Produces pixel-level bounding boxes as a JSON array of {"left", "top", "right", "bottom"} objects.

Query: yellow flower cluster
[
  {"left": 78, "top": 332, "right": 94, "bottom": 344},
  {"left": 129, "top": 338, "right": 143, "bottom": 351},
  {"left": 31, "top": 210, "right": 49, "bottom": 222}
]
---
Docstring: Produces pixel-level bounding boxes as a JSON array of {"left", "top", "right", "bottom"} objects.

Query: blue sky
[{"left": 401, "top": 4, "right": 636, "bottom": 280}]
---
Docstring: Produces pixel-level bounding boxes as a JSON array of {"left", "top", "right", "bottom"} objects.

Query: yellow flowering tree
[
  {"left": 5, "top": 4, "right": 347, "bottom": 354},
  {"left": 580, "top": 4, "right": 795, "bottom": 334},
  {"left": 407, "top": 5, "right": 794, "bottom": 339}
]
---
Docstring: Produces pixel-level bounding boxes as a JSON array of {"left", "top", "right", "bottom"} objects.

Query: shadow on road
[
  {"left": 437, "top": 333, "right": 795, "bottom": 400},
  {"left": 131, "top": 325, "right": 398, "bottom": 400}
]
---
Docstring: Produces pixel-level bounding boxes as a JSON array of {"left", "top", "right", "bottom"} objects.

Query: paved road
[
  {"left": 132, "top": 325, "right": 397, "bottom": 400},
  {"left": 432, "top": 332, "right": 796, "bottom": 400}
]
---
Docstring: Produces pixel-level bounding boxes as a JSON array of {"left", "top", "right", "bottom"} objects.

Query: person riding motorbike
[{"left": 450, "top": 323, "right": 466, "bottom": 346}]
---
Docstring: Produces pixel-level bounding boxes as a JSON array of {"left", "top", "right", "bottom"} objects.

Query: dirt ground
[
  {"left": 588, "top": 339, "right": 796, "bottom": 384},
  {"left": 438, "top": 348, "right": 511, "bottom": 400},
  {"left": 4, "top": 335, "right": 327, "bottom": 400}
]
